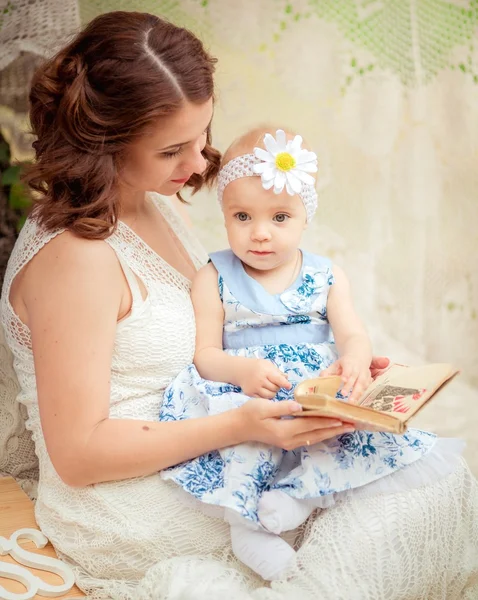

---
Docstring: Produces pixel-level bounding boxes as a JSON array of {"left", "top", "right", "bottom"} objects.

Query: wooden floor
[{"left": 0, "top": 476, "right": 84, "bottom": 599}]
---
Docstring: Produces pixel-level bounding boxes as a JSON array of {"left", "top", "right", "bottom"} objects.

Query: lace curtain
[
  {"left": 0, "top": 0, "right": 477, "bottom": 477},
  {"left": 0, "top": 0, "right": 81, "bottom": 159}
]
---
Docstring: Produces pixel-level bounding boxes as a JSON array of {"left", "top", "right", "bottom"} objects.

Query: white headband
[{"left": 217, "top": 130, "right": 318, "bottom": 222}]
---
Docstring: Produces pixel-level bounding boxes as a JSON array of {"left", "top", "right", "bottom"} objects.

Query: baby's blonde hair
[{"left": 222, "top": 125, "right": 313, "bottom": 166}]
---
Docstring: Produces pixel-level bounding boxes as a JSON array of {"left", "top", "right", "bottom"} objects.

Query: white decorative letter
[{"left": 0, "top": 528, "right": 75, "bottom": 599}]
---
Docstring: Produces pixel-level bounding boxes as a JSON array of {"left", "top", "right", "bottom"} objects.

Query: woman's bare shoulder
[
  {"left": 26, "top": 230, "right": 119, "bottom": 277},
  {"left": 20, "top": 230, "right": 124, "bottom": 308}
]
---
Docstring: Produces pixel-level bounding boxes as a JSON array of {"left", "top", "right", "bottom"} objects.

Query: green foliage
[
  {"left": 0, "top": 140, "right": 32, "bottom": 232},
  {"left": 1, "top": 165, "right": 22, "bottom": 186}
]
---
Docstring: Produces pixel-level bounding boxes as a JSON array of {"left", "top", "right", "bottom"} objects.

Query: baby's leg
[
  {"left": 258, "top": 489, "right": 333, "bottom": 534},
  {"left": 226, "top": 509, "right": 295, "bottom": 581}
]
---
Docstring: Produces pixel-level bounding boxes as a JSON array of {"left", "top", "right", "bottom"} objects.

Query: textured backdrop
[{"left": 78, "top": 0, "right": 478, "bottom": 385}]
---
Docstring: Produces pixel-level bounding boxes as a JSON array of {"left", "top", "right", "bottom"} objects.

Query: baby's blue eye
[{"left": 236, "top": 212, "right": 249, "bottom": 221}]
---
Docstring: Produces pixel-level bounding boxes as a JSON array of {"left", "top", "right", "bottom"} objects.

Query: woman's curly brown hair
[{"left": 26, "top": 11, "right": 221, "bottom": 239}]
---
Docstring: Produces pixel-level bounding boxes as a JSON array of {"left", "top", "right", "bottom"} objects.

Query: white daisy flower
[{"left": 252, "top": 129, "right": 318, "bottom": 196}]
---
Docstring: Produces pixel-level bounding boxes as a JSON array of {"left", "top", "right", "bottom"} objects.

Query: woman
[{"left": 1, "top": 11, "right": 477, "bottom": 600}]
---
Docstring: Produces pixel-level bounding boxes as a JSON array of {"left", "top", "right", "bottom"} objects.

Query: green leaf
[
  {"left": 1, "top": 165, "right": 21, "bottom": 186},
  {"left": 9, "top": 182, "right": 31, "bottom": 211}
]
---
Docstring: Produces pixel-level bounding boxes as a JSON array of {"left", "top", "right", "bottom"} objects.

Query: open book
[{"left": 294, "top": 363, "right": 459, "bottom": 434}]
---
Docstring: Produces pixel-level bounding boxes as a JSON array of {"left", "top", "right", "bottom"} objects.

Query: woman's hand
[
  {"left": 236, "top": 398, "right": 354, "bottom": 451},
  {"left": 319, "top": 355, "right": 372, "bottom": 404},
  {"left": 237, "top": 358, "right": 292, "bottom": 399}
]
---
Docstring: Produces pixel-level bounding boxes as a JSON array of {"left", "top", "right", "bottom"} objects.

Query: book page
[{"left": 356, "top": 363, "right": 458, "bottom": 421}]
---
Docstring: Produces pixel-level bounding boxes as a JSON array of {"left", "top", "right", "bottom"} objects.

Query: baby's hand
[
  {"left": 238, "top": 359, "right": 291, "bottom": 399},
  {"left": 320, "top": 356, "right": 372, "bottom": 404}
]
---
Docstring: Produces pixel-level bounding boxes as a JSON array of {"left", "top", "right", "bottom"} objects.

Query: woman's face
[{"left": 120, "top": 98, "right": 214, "bottom": 198}]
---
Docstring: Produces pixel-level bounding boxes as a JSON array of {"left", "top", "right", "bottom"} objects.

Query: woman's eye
[
  {"left": 235, "top": 212, "right": 250, "bottom": 222},
  {"left": 161, "top": 147, "right": 183, "bottom": 159},
  {"left": 274, "top": 213, "right": 289, "bottom": 223}
]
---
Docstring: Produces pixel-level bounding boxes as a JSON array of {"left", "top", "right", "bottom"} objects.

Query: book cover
[{"left": 294, "top": 363, "right": 459, "bottom": 433}]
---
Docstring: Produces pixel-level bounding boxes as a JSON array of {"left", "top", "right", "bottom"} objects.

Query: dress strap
[
  {"left": 1, "top": 216, "right": 66, "bottom": 352},
  {"left": 116, "top": 255, "right": 144, "bottom": 307},
  {"left": 150, "top": 193, "right": 208, "bottom": 269},
  {"left": 1, "top": 217, "right": 64, "bottom": 305}
]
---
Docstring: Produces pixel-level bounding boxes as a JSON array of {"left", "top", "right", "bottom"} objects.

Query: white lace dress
[{"left": 1, "top": 195, "right": 477, "bottom": 600}]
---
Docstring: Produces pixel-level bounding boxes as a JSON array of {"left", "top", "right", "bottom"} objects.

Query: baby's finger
[
  {"left": 341, "top": 373, "right": 358, "bottom": 398},
  {"left": 268, "top": 370, "right": 292, "bottom": 390},
  {"left": 258, "top": 387, "right": 276, "bottom": 399},
  {"left": 348, "top": 380, "right": 366, "bottom": 404},
  {"left": 262, "top": 380, "right": 280, "bottom": 393},
  {"left": 320, "top": 361, "right": 341, "bottom": 378},
  {"left": 340, "top": 361, "right": 356, "bottom": 382}
]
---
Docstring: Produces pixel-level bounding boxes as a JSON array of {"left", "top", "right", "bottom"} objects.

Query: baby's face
[{"left": 222, "top": 176, "right": 307, "bottom": 271}]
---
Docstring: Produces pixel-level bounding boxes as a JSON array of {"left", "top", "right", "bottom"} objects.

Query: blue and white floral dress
[{"left": 160, "top": 249, "right": 436, "bottom": 524}]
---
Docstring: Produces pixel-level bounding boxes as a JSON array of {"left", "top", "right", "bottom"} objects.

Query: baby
[{"left": 159, "top": 127, "right": 436, "bottom": 580}]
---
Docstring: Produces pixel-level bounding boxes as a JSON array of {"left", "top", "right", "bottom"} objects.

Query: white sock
[
  {"left": 258, "top": 489, "right": 317, "bottom": 534},
  {"left": 226, "top": 510, "right": 295, "bottom": 581}
]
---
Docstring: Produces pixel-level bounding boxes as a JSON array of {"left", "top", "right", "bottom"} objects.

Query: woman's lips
[{"left": 171, "top": 177, "right": 189, "bottom": 184}]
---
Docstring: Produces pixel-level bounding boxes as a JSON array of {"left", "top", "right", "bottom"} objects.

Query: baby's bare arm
[{"left": 192, "top": 263, "right": 255, "bottom": 385}]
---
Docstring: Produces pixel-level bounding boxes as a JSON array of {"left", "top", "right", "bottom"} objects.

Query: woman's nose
[{"left": 187, "top": 145, "right": 207, "bottom": 175}]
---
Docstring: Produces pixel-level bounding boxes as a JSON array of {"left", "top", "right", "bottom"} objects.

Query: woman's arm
[
  {"left": 24, "top": 234, "right": 340, "bottom": 487},
  {"left": 324, "top": 264, "right": 373, "bottom": 400},
  {"left": 24, "top": 234, "right": 244, "bottom": 486},
  {"left": 192, "top": 263, "right": 289, "bottom": 397}
]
